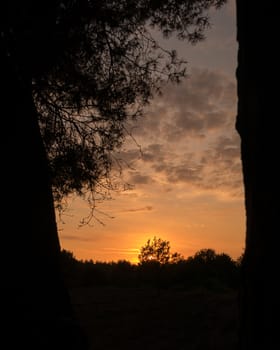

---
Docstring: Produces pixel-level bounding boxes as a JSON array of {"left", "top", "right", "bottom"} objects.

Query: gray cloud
[
  {"left": 128, "top": 172, "right": 152, "bottom": 185},
  {"left": 127, "top": 67, "right": 236, "bottom": 145},
  {"left": 144, "top": 134, "right": 243, "bottom": 196},
  {"left": 166, "top": 164, "right": 204, "bottom": 184},
  {"left": 204, "top": 110, "right": 230, "bottom": 130},
  {"left": 121, "top": 206, "right": 153, "bottom": 213},
  {"left": 60, "top": 234, "right": 94, "bottom": 242},
  {"left": 198, "top": 135, "right": 243, "bottom": 195},
  {"left": 141, "top": 143, "right": 166, "bottom": 163},
  {"left": 116, "top": 66, "right": 241, "bottom": 198}
]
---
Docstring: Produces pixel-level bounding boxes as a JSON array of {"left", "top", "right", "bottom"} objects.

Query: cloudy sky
[{"left": 58, "top": 0, "right": 245, "bottom": 263}]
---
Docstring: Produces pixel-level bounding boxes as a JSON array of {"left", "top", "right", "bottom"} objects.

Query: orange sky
[{"left": 57, "top": 0, "right": 245, "bottom": 264}]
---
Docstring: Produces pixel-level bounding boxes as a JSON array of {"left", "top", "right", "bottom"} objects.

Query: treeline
[{"left": 60, "top": 248, "right": 242, "bottom": 291}]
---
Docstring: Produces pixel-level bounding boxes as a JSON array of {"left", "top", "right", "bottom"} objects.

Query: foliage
[
  {"left": 138, "top": 236, "right": 184, "bottom": 265},
  {"left": 193, "top": 248, "right": 217, "bottom": 262},
  {"left": 185, "top": 248, "right": 240, "bottom": 289},
  {"left": 2, "top": 0, "right": 227, "bottom": 211},
  {"left": 60, "top": 247, "right": 240, "bottom": 290}
]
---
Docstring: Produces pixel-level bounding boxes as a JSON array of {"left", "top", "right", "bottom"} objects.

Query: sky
[{"left": 58, "top": 0, "right": 245, "bottom": 264}]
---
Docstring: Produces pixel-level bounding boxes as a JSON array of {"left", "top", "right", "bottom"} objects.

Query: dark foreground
[{"left": 70, "top": 286, "right": 239, "bottom": 350}]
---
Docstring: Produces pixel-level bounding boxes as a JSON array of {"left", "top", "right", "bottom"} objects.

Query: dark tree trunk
[
  {"left": 1, "top": 40, "right": 88, "bottom": 349},
  {"left": 236, "top": 1, "right": 279, "bottom": 348}
]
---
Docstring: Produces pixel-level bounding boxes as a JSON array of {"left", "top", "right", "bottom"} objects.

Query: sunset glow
[{"left": 58, "top": 0, "right": 245, "bottom": 263}]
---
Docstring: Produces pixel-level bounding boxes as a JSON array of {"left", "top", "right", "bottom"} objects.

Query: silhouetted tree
[
  {"left": 170, "top": 251, "right": 185, "bottom": 264},
  {"left": 60, "top": 249, "right": 84, "bottom": 287},
  {"left": 139, "top": 237, "right": 170, "bottom": 265},
  {"left": 111, "top": 260, "right": 137, "bottom": 287},
  {"left": 187, "top": 249, "right": 239, "bottom": 289},
  {"left": 236, "top": 1, "right": 279, "bottom": 348},
  {"left": 138, "top": 236, "right": 184, "bottom": 294},
  {"left": 59, "top": 247, "right": 240, "bottom": 290},
  {"left": 193, "top": 248, "right": 217, "bottom": 262},
  {"left": 1, "top": 0, "right": 226, "bottom": 346}
]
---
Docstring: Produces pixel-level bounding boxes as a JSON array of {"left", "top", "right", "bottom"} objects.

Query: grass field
[{"left": 70, "top": 286, "right": 239, "bottom": 350}]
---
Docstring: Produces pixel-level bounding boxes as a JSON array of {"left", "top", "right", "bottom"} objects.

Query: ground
[{"left": 70, "top": 286, "right": 239, "bottom": 350}]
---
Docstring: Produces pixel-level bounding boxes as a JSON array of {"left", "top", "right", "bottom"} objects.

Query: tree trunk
[
  {"left": 236, "top": 1, "right": 279, "bottom": 348},
  {"left": 1, "top": 40, "right": 88, "bottom": 349}
]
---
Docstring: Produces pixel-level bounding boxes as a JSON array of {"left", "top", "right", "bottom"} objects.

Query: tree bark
[
  {"left": 236, "top": 1, "right": 279, "bottom": 348},
  {"left": 1, "top": 39, "right": 88, "bottom": 349}
]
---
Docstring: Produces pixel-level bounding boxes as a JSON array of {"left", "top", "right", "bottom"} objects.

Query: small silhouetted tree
[
  {"left": 138, "top": 237, "right": 173, "bottom": 265},
  {"left": 138, "top": 236, "right": 184, "bottom": 294}
]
